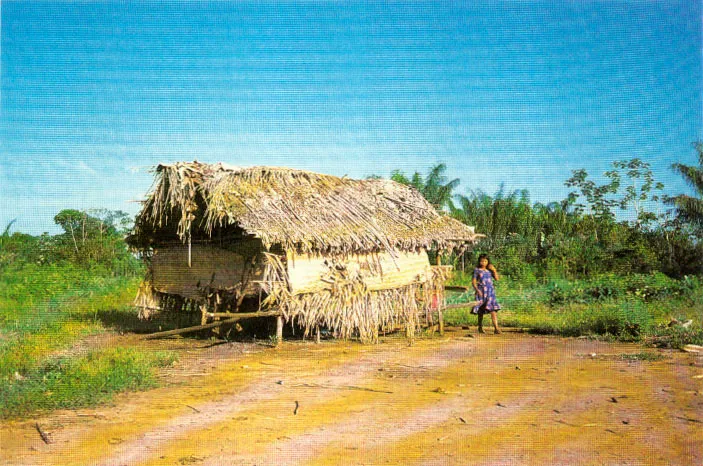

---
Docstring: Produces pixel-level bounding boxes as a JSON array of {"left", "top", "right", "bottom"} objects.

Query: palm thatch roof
[{"left": 130, "top": 161, "right": 481, "bottom": 254}]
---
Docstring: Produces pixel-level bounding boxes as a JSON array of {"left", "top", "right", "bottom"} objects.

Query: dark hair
[
  {"left": 477, "top": 254, "right": 497, "bottom": 279},
  {"left": 476, "top": 254, "right": 491, "bottom": 268}
]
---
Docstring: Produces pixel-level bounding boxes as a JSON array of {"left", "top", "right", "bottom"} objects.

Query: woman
[{"left": 471, "top": 254, "right": 502, "bottom": 334}]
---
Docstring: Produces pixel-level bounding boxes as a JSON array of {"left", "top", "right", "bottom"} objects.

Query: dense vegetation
[
  {"left": 389, "top": 145, "right": 703, "bottom": 280},
  {"left": 446, "top": 273, "right": 702, "bottom": 347},
  {"left": 0, "top": 210, "right": 174, "bottom": 419},
  {"left": 389, "top": 142, "right": 703, "bottom": 346},
  {"left": 1, "top": 143, "right": 701, "bottom": 417}
]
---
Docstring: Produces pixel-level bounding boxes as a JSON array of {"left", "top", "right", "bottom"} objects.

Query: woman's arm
[
  {"left": 488, "top": 264, "right": 500, "bottom": 280},
  {"left": 472, "top": 275, "right": 481, "bottom": 295}
]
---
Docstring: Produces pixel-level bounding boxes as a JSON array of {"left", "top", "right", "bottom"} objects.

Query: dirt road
[{"left": 2, "top": 329, "right": 702, "bottom": 465}]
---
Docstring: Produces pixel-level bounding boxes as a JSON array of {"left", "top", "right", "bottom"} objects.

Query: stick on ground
[{"left": 35, "top": 423, "right": 52, "bottom": 444}]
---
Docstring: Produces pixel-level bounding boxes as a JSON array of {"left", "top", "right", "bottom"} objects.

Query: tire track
[
  {"left": 188, "top": 337, "right": 555, "bottom": 465},
  {"left": 3, "top": 334, "right": 698, "bottom": 466},
  {"left": 106, "top": 338, "right": 478, "bottom": 466}
]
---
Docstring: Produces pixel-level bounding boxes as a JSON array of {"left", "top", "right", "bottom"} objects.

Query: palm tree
[
  {"left": 668, "top": 141, "right": 703, "bottom": 232},
  {"left": 391, "top": 163, "right": 460, "bottom": 211}
]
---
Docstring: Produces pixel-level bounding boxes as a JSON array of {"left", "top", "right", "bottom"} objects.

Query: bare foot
[
  {"left": 494, "top": 329, "right": 502, "bottom": 334},
  {"left": 478, "top": 328, "right": 485, "bottom": 334}
]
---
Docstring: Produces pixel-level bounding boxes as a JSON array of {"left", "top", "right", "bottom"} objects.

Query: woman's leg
[
  {"left": 477, "top": 313, "right": 485, "bottom": 333},
  {"left": 490, "top": 311, "right": 501, "bottom": 334}
]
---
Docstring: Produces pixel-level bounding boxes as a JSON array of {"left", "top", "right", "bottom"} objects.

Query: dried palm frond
[
  {"left": 129, "top": 162, "right": 481, "bottom": 254},
  {"left": 257, "top": 253, "right": 449, "bottom": 343},
  {"left": 134, "top": 280, "right": 162, "bottom": 320}
]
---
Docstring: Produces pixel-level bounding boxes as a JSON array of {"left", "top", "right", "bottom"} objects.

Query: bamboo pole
[
  {"left": 204, "top": 311, "right": 283, "bottom": 319},
  {"left": 438, "top": 309, "right": 444, "bottom": 335},
  {"left": 138, "top": 311, "right": 282, "bottom": 340},
  {"left": 213, "top": 311, "right": 281, "bottom": 319},
  {"left": 443, "top": 302, "right": 480, "bottom": 310},
  {"left": 444, "top": 285, "right": 470, "bottom": 292},
  {"left": 138, "top": 318, "right": 238, "bottom": 340},
  {"left": 276, "top": 316, "right": 284, "bottom": 346},
  {"left": 200, "top": 303, "right": 208, "bottom": 326}
]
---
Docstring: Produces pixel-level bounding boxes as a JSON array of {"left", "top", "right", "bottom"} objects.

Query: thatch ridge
[{"left": 131, "top": 161, "right": 480, "bottom": 254}]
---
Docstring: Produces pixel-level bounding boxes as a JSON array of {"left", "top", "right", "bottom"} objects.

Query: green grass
[
  {"left": 0, "top": 261, "right": 179, "bottom": 418},
  {"left": 1, "top": 347, "right": 176, "bottom": 419},
  {"left": 445, "top": 272, "right": 703, "bottom": 348},
  {"left": 0, "top": 262, "right": 141, "bottom": 338},
  {"left": 618, "top": 352, "right": 665, "bottom": 361},
  {"left": 0, "top": 273, "right": 145, "bottom": 379}
]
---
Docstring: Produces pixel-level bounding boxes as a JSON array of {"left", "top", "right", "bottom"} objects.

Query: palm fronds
[
  {"left": 128, "top": 162, "right": 478, "bottom": 341},
  {"left": 130, "top": 162, "right": 480, "bottom": 254},
  {"left": 667, "top": 142, "right": 703, "bottom": 230},
  {"left": 259, "top": 253, "right": 447, "bottom": 343}
]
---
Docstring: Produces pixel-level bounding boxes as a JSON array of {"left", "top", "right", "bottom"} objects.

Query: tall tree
[
  {"left": 610, "top": 158, "right": 664, "bottom": 228},
  {"left": 667, "top": 141, "right": 703, "bottom": 233},
  {"left": 391, "top": 163, "right": 459, "bottom": 211},
  {"left": 564, "top": 168, "right": 619, "bottom": 221}
]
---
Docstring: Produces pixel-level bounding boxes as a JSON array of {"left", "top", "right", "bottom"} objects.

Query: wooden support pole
[
  {"left": 138, "top": 311, "right": 282, "bottom": 340},
  {"left": 444, "top": 285, "right": 470, "bottom": 292},
  {"left": 205, "top": 311, "right": 274, "bottom": 319},
  {"left": 276, "top": 315, "right": 283, "bottom": 346},
  {"left": 443, "top": 302, "right": 480, "bottom": 311},
  {"left": 200, "top": 304, "right": 208, "bottom": 326},
  {"left": 139, "top": 317, "right": 238, "bottom": 340},
  {"left": 438, "top": 308, "right": 444, "bottom": 336},
  {"left": 204, "top": 311, "right": 282, "bottom": 319},
  {"left": 315, "top": 326, "right": 321, "bottom": 344},
  {"left": 433, "top": 251, "right": 443, "bottom": 334}
]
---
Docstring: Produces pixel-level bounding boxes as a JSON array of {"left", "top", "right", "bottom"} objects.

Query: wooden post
[
  {"left": 315, "top": 326, "right": 321, "bottom": 344},
  {"left": 438, "top": 307, "right": 444, "bottom": 336},
  {"left": 276, "top": 316, "right": 283, "bottom": 346},
  {"left": 138, "top": 311, "right": 282, "bottom": 340},
  {"left": 435, "top": 250, "right": 442, "bottom": 334},
  {"left": 139, "top": 317, "right": 238, "bottom": 340},
  {"left": 200, "top": 303, "right": 208, "bottom": 326}
]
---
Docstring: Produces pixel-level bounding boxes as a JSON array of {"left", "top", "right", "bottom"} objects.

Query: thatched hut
[{"left": 128, "top": 162, "right": 481, "bottom": 342}]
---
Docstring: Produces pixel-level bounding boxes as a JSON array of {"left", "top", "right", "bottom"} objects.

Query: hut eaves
[{"left": 131, "top": 161, "right": 481, "bottom": 254}]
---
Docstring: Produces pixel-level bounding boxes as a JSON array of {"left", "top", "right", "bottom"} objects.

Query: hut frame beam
[{"left": 139, "top": 311, "right": 283, "bottom": 340}]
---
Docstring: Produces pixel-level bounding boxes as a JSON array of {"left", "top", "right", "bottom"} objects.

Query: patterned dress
[{"left": 471, "top": 268, "right": 501, "bottom": 315}]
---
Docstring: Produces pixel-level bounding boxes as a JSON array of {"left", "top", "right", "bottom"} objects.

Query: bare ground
[{"left": 1, "top": 328, "right": 702, "bottom": 465}]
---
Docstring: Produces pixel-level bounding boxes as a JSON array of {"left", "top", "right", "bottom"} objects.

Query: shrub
[
  {"left": 621, "top": 273, "right": 695, "bottom": 302},
  {"left": 647, "top": 325, "right": 703, "bottom": 349},
  {"left": 546, "top": 282, "right": 585, "bottom": 306}
]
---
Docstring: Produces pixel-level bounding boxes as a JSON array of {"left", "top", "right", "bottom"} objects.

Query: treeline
[
  {"left": 3, "top": 144, "right": 701, "bottom": 282},
  {"left": 388, "top": 143, "right": 703, "bottom": 280},
  {"left": 0, "top": 209, "right": 141, "bottom": 276}
]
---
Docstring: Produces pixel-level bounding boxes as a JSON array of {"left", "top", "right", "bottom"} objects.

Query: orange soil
[{"left": 1, "top": 329, "right": 701, "bottom": 465}]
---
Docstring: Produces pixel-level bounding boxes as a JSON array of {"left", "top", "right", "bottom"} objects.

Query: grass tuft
[
  {"left": 618, "top": 352, "right": 665, "bottom": 361},
  {"left": 0, "top": 262, "right": 177, "bottom": 418},
  {"left": 1, "top": 347, "right": 176, "bottom": 419}
]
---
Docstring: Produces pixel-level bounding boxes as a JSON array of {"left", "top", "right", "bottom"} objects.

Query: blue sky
[{"left": 2, "top": 0, "right": 701, "bottom": 234}]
